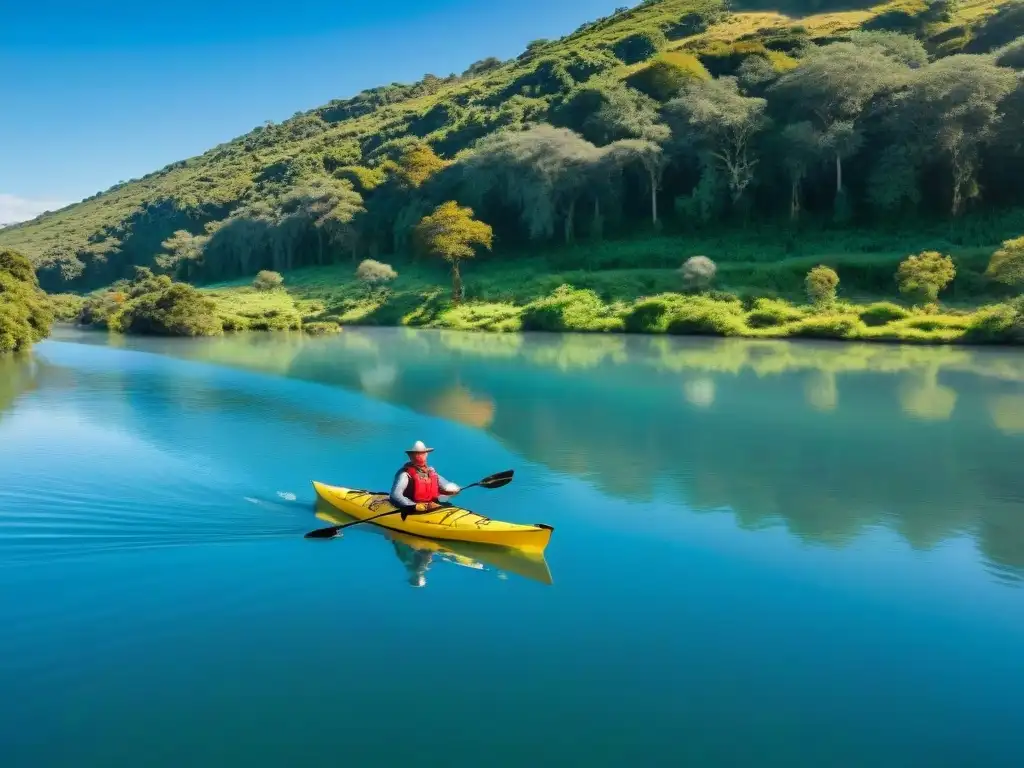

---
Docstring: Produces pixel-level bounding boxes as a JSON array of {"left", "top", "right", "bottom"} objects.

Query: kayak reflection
[{"left": 314, "top": 499, "right": 553, "bottom": 587}]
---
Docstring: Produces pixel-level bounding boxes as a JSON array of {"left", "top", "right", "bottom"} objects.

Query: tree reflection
[{"left": 74, "top": 327, "right": 1022, "bottom": 582}]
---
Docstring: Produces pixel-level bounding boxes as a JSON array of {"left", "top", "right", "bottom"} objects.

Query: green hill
[{"left": 2, "top": 0, "right": 1023, "bottom": 305}]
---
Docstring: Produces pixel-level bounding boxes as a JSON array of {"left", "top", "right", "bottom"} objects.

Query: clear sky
[{"left": 0, "top": 0, "right": 627, "bottom": 225}]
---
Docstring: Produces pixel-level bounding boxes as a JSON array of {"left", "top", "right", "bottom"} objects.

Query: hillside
[{"left": 2, "top": 0, "right": 1024, "bottom": 301}]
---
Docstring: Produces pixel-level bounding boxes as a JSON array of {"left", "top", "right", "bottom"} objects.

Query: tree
[
  {"left": 356, "top": 259, "right": 398, "bottom": 297},
  {"left": 254, "top": 270, "right": 284, "bottom": 291},
  {"left": 897, "top": 251, "right": 956, "bottom": 304},
  {"left": 157, "top": 229, "right": 207, "bottom": 278},
  {"left": 985, "top": 237, "right": 1024, "bottom": 288},
  {"left": 414, "top": 202, "right": 493, "bottom": 303},
  {"left": 396, "top": 142, "right": 446, "bottom": 188},
  {"left": 779, "top": 121, "right": 825, "bottom": 221},
  {"left": 461, "top": 125, "right": 607, "bottom": 243},
  {"left": 680, "top": 256, "right": 717, "bottom": 291},
  {"left": 553, "top": 81, "right": 669, "bottom": 146},
  {"left": 888, "top": 55, "right": 1017, "bottom": 216},
  {"left": 665, "top": 77, "right": 768, "bottom": 208},
  {"left": 769, "top": 43, "right": 908, "bottom": 215},
  {"left": 604, "top": 139, "right": 666, "bottom": 225},
  {"left": 806, "top": 265, "right": 840, "bottom": 308}
]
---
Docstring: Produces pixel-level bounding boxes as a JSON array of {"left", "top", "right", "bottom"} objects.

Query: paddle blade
[
  {"left": 304, "top": 526, "right": 343, "bottom": 539},
  {"left": 480, "top": 475, "right": 513, "bottom": 489}
]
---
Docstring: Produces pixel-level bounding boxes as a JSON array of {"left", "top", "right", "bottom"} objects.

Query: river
[{"left": 2, "top": 326, "right": 1023, "bottom": 766}]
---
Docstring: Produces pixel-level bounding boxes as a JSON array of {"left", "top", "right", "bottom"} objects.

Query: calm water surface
[{"left": 2, "top": 326, "right": 1024, "bottom": 766}]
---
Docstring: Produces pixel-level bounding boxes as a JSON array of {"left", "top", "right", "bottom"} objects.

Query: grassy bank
[{"left": 195, "top": 230, "right": 1024, "bottom": 345}]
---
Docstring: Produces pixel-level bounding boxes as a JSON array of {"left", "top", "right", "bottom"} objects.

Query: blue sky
[{"left": 0, "top": 0, "right": 626, "bottom": 224}]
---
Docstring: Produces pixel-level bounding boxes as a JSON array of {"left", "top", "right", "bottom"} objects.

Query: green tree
[
  {"left": 805, "top": 265, "right": 840, "bottom": 308},
  {"left": 665, "top": 77, "right": 768, "bottom": 208},
  {"left": 985, "top": 237, "right": 1024, "bottom": 288},
  {"left": 414, "top": 202, "right": 493, "bottom": 304},
  {"left": 769, "top": 43, "right": 908, "bottom": 215},
  {"left": 888, "top": 55, "right": 1017, "bottom": 216},
  {"left": 897, "top": 251, "right": 956, "bottom": 304}
]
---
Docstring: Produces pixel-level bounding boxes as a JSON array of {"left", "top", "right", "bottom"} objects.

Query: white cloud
[{"left": 0, "top": 194, "right": 74, "bottom": 226}]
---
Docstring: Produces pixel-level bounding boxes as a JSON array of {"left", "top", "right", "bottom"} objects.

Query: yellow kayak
[
  {"left": 314, "top": 504, "right": 553, "bottom": 585},
  {"left": 311, "top": 481, "right": 554, "bottom": 553}
]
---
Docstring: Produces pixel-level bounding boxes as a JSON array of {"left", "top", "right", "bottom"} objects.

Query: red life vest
[{"left": 404, "top": 464, "right": 440, "bottom": 503}]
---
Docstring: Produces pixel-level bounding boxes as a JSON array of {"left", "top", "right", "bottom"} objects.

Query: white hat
[{"left": 405, "top": 440, "right": 434, "bottom": 454}]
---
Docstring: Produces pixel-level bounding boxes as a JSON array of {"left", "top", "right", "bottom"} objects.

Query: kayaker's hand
[{"left": 414, "top": 502, "right": 438, "bottom": 513}]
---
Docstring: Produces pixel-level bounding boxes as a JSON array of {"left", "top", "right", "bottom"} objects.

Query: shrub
[
  {"left": 625, "top": 52, "right": 711, "bottom": 101},
  {"left": 788, "top": 314, "right": 863, "bottom": 340},
  {"left": 1, "top": 248, "right": 55, "bottom": 353},
  {"left": 48, "top": 293, "right": 86, "bottom": 322},
  {"left": 303, "top": 321, "right": 342, "bottom": 335},
  {"left": 858, "top": 301, "right": 910, "bottom": 326},
  {"left": 78, "top": 293, "right": 124, "bottom": 329},
  {"left": 746, "top": 298, "right": 804, "bottom": 328},
  {"left": 679, "top": 255, "right": 717, "bottom": 291},
  {"left": 625, "top": 297, "right": 674, "bottom": 333},
  {"left": 963, "top": 305, "right": 1024, "bottom": 344},
  {"left": 985, "top": 236, "right": 1024, "bottom": 288},
  {"left": 995, "top": 38, "right": 1024, "bottom": 70},
  {"left": 612, "top": 30, "right": 667, "bottom": 64},
  {"left": 664, "top": 296, "right": 746, "bottom": 336},
  {"left": 520, "top": 285, "right": 624, "bottom": 332},
  {"left": 253, "top": 270, "right": 284, "bottom": 292},
  {"left": 805, "top": 265, "right": 840, "bottom": 308},
  {"left": 116, "top": 283, "right": 224, "bottom": 336},
  {"left": 897, "top": 251, "right": 956, "bottom": 305},
  {"left": 356, "top": 259, "right": 398, "bottom": 294}
]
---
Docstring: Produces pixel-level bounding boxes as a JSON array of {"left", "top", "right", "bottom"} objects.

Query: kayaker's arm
[
  {"left": 436, "top": 474, "right": 461, "bottom": 497},
  {"left": 389, "top": 471, "right": 417, "bottom": 509}
]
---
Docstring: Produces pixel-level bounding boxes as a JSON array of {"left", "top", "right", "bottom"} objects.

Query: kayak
[
  {"left": 311, "top": 481, "right": 554, "bottom": 553},
  {"left": 314, "top": 507, "right": 553, "bottom": 585}
]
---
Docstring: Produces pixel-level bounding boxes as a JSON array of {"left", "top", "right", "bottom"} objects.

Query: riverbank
[{"left": 192, "top": 265, "right": 1023, "bottom": 346}]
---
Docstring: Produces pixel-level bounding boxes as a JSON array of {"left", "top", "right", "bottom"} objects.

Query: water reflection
[
  {"left": 0, "top": 354, "right": 40, "bottom": 423},
  {"left": 46, "top": 327, "right": 1024, "bottom": 583},
  {"left": 314, "top": 500, "right": 553, "bottom": 587}
]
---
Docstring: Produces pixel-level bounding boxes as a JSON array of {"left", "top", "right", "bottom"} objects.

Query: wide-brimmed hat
[{"left": 405, "top": 440, "right": 434, "bottom": 454}]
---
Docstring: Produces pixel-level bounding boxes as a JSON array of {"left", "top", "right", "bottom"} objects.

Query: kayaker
[{"left": 389, "top": 440, "right": 461, "bottom": 514}]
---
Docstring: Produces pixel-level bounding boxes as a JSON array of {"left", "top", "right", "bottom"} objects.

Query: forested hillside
[{"left": 3, "top": 0, "right": 1024, "bottom": 295}]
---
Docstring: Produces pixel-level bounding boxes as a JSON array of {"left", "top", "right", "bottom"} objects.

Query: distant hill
[{"left": 2, "top": 0, "right": 1023, "bottom": 293}]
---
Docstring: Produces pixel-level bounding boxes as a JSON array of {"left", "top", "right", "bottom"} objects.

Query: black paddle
[{"left": 303, "top": 469, "right": 515, "bottom": 539}]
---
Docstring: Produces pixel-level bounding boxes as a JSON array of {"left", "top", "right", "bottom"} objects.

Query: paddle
[{"left": 303, "top": 469, "right": 515, "bottom": 539}]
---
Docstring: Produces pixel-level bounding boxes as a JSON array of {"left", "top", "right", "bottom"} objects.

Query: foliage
[
  {"left": 625, "top": 52, "right": 711, "bottom": 101},
  {"left": 2, "top": 0, "right": 1023, "bottom": 305},
  {"left": 414, "top": 201, "right": 493, "bottom": 303},
  {"left": 805, "top": 265, "right": 840, "bottom": 307},
  {"left": 747, "top": 297, "right": 805, "bottom": 327},
  {"left": 0, "top": 249, "right": 54, "bottom": 353},
  {"left": 116, "top": 283, "right": 223, "bottom": 336},
  {"left": 356, "top": 259, "right": 398, "bottom": 286},
  {"left": 858, "top": 301, "right": 910, "bottom": 326},
  {"left": 302, "top": 321, "right": 343, "bottom": 335},
  {"left": 679, "top": 255, "right": 717, "bottom": 290},
  {"left": 985, "top": 236, "right": 1024, "bottom": 286},
  {"left": 48, "top": 293, "right": 86, "bottom": 321},
  {"left": 253, "top": 270, "right": 284, "bottom": 291},
  {"left": 79, "top": 267, "right": 224, "bottom": 336},
  {"left": 896, "top": 251, "right": 957, "bottom": 303},
  {"left": 612, "top": 29, "right": 668, "bottom": 64}
]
